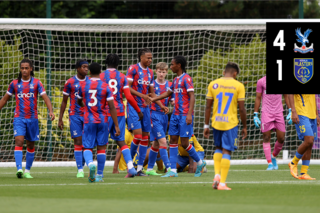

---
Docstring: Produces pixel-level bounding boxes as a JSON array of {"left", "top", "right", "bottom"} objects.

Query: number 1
[{"left": 277, "top": 60, "right": 282, "bottom": 81}]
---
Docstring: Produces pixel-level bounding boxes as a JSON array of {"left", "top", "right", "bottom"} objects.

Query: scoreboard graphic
[{"left": 266, "top": 23, "right": 319, "bottom": 94}]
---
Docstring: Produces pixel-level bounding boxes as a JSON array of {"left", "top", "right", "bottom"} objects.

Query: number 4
[{"left": 273, "top": 30, "right": 286, "bottom": 51}]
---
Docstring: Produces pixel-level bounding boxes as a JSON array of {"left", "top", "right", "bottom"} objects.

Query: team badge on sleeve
[
  {"left": 294, "top": 58, "right": 313, "bottom": 84},
  {"left": 294, "top": 28, "right": 314, "bottom": 54}
]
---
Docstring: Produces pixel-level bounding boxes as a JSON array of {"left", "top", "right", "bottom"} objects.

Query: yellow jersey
[
  {"left": 294, "top": 94, "right": 316, "bottom": 119},
  {"left": 118, "top": 128, "right": 133, "bottom": 171},
  {"left": 206, "top": 77, "right": 245, "bottom": 131},
  {"left": 168, "top": 135, "right": 204, "bottom": 157}
]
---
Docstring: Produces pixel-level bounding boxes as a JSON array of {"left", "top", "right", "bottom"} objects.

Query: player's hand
[
  {"left": 241, "top": 127, "right": 247, "bottom": 140},
  {"left": 143, "top": 94, "right": 152, "bottom": 105},
  {"left": 186, "top": 114, "right": 192, "bottom": 125},
  {"left": 138, "top": 111, "right": 144, "bottom": 121},
  {"left": 253, "top": 112, "right": 261, "bottom": 128},
  {"left": 286, "top": 108, "right": 292, "bottom": 125},
  {"left": 203, "top": 128, "right": 210, "bottom": 138},
  {"left": 317, "top": 116, "right": 320, "bottom": 127},
  {"left": 292, "top": 110, "right": 299, "bottom": 124},
  {"left": 115, "top": 125, "right": 121, "bottom": 136},
  {"left": 49, "top": 112, "right": 55, "bottom": 121},
  {"left": 161, "top": 106, "right": 169, "bottom": 114},
  {"left": 58, "top": 119, "right": 64, "bottom": 130}
]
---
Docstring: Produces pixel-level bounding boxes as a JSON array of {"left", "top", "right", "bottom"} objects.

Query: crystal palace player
[
  {"left": 253, "top": 76, "right": 292, "bottom": 170},
  {"left": 77, "top": 62, "right": 119, "bottom": 183},
  {"left": 100, "top": 54, "right": 142, "bottom": 177},
  {"left": 204, "top": 62, "right": 247, "bottom": 190},
  {"left": 150, "top": 56, "right": 206, "bottom": 178},
  {"left": 0, "top": 59, "right": 55, "bottom": 178},
  {"left": 58, "top": 59, "right": 88, "bottom": 178},
  {"left": 126, "top": 48, "right": 168, "bottom": 176},
  {"left": 288, "top": 94, "right": 319, "bottom": 180},
  {"left": 145, "top": 62, "right": 172, "bottom": 176}
]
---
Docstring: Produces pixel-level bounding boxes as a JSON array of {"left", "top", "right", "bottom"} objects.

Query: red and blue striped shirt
[{"left": 150, "top": 80, "right": 172, "bottom": 113}]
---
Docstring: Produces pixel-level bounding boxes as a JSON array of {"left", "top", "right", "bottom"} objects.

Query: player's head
[
  {"left": 18, "top": 59, "right": 34, "bottom": 83},
  {"left": 106, "top": 54, "right": 120, "bottom": 69},
  {"left": 155, "top": 62, "right": 168, "bottom": 81},
  {"left": 75, "top": 59, "right": 89, "bottom": 77},
  {"left": 171, "top": 55, "right": 186, "bottom": 74},
  {"left": 138, "top": 48, "right": 152, "bottom": 67},
  {"left": 223, "top": 62, "right": 240, "bottom": 79},
  {"left": 89, "top": 62, "right": 101, "bottom": 76}
]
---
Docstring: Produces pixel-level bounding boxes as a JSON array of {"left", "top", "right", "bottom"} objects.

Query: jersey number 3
[
  {"left": 88, "top": 90, "right": 98, "bottom": 107},
  {"left": 216, "top": 92, "right": 234, "bottom": 114}
]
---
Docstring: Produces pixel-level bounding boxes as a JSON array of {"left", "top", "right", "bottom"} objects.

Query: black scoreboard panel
[{"left": 266, "top": 22, "right": 320, "bottom": 94}]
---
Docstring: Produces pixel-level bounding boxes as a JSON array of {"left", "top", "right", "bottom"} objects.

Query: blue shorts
[
  {"left": 213, "top": 126, "right": 238, "bottom": 151},
  {"left": 13, "top": 117, "right": 39, "bottom": 141},
  {"left": 108, "top": 115, "right": 126, "bottom": 141},
  {"left": 82, "top": 122, "right": 109, "bottom": 149},
  {"left": 150, "top": 111, "right": 168, "bottom": 141},
  {"left": 177, "top": 151, "right": 205, "bottom": 171},
  {"left": 295, "top": 115, "right": 318, "bottom": 141},
  {"left": 168, "top": 114, "right": 193, "bottom": 138},
  {"left": 127, "top": 105, "right": 151, "bottom": 133},
  {"left": 69, "top": 115, "right": 84, "bottom": 139}
]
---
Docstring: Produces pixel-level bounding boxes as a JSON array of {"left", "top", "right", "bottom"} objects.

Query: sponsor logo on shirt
[
  {"left": 174, "top": 88, "right": 184, "bottom": 93},
  {"left": 138, "top": 79, "right": 151, "bottom": 85},
  {"left": 213, "top": 83, "right": 218, "bottom": 89},
  {"left": 17, "top": 92, "right": 34, "bottom": 98}
]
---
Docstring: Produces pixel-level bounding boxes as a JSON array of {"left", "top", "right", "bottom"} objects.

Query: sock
[
  {"left": 300, "top": 160, "right": 310, "bottom": 175},
  {"left": 74, "top": 145, "right": 83, "bottom": 171},
  {"left": 97, "top": 150, "right": 106, "bottom": 175},
  {"left": 214, "top": 149, "right": 223, "bottom": 176},
  {"left": 137, "top": 136, "right": 149, "bottom": 172},
  {"left": 263, "top": 142, "right": 272, "bottom": 163},
  {"left": 272, "top": 141, "right": 283, "bottom": 157},
  {"left": 121, "top": 145, "right": 134, "bottom": 170},
  {"left": 82, "top": 146, "right": 85, "bottom": 167},
  {"left": 14, "top": 146, "right": 23, "bottom": 171},
  {"left": 159, "top": 146, "right": 171, "bottom": 169},
  {"left": 130, "top": 134, "right": 142, "bottom": 159},
  {"left": 83, "top": 149, "right": 93, "bottom": 166},
  {"left": 220, "top": 154, "right": 231, "bottom": 184},
  {"left": 147, "top": 147, "right": 159, "bottom": 171},
  {"left": 291, "top": 151, "right": 303, "bottom": 165},
  {"left": 25, "top": 147, "right": 35, "bottom": 171},
  {"left": 185, "top": 144, "right": 202, "bottom": 165},
  {"left": 169, "top": 144, "right": 179, "bottom": 173}
]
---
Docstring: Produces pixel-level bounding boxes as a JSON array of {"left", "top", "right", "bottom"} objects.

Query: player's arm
[
  {"left": 253, "top": 92, "right": 262, "bottom": 128},
  {"left": 284, "top": 94, "right": 292, "bottom": 124},
  {"left": 315, "top": 96, "right": 320, "bottom": 127},
  {"left": 123, "top": 88, "right": 143, "bottom": 121},
  {"left": 149, "top": 90, "right": 173, "bottom": 102},
  {"left": 108, "top": 99, "right": 120, "bottom": 136},
  {"left": 204, "top": 98, "right": 213, "bottom": 138},
  {"left": 186, "top": 91, "right": 195, "bottom": 125},
  {"left": 288, "top": 95, "right": 299, "bottom": 124},
  {"left": 127, "top": 80, "right": 152, "bottom": 105},
  {"left": 238, "top": 100, "right": 247, "bottom": 139},
  {"left": 58, "top": 95, "right": 68, "bottom": 130},
  {"left": 77, "top": 98, "right": 84, "bottom": 107},
  {"left": 41, "top": 93, "right": 55, "bottom": 121},
  {"left": 148, "top": 86, "right": 169, "bottom": 114},
  {"left": 0, "top": 93, "right": 11, "bottom": 110}
]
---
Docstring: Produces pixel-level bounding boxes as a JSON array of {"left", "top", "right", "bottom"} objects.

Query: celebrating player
[
  {"left": 253, "top": 76, "right": 292, "bottom": 170},
  {"left": 100, "top": 53, "right": 143, "bottom": 177},
  {"left": 0, "top": 59, "right": 55, "bottom": 178},
  {"left": 145, "top": 62, "right": 172, "bottom": 176},
  {"left": 58, "top": 59, "right": 88, "bottom": 178},
  {"left": 126, "top": 48, "right": 168, "bottom": 176},
  {"left": 76, "top": 62, "right": 119, "bottom": 183},
  {"left": 204, "top": 62, "right": 247, "bottom": 190},
  {"left": 288, "top": 94, "right": 320, "bottom": 180},
  {"left": 149, "top": 55, "right": 206, "bottom": 178}
]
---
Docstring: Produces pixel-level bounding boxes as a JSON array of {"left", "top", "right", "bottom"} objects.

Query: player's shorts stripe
[
  {"left": 107, "top": 97, "right": 114, "bottom": 101},
  {"left": 63, "top": 91, "right": 69, "bottom": 96},
  {"left": 127, "top": 78, "right": 133, "bottom": 81},
  {"left": 40, "top": 91, "right": 46, "bottom": 96},
  {"left": 187, "top": 88, "right": 194, "bottom": 92},
  {"left": 6, "top": 91, "right": 12, "bottom": 96}
]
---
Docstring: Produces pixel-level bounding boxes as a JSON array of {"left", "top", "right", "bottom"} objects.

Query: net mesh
[{"left": 0, "top": 24, "right": 319, "bottom": 163}]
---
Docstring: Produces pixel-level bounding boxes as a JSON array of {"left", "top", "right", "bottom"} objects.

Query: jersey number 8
[{"left": 109, "top": 79, "right": 118, "bottom": 95}]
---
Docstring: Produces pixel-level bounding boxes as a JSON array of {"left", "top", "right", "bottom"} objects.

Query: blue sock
[
  {"left": 160, "top": 147, "right": 170, "bottom": 169},
  {"left": 130, "top": 141, "right": 139, "bottom": 159},
  {"left": 25, "top": 148, "right": 35, "bottom": 170},
  {"left": 74, "top": 145, "right": 83, "bottom": 170},
  {"left": 82, "top": 151, "right": 86, "bottom": 167},
  {"left": 138, "top": 144, "right": 148, "bottom": 166},
  {"left": 169, "top": 144, "right": 178, "bottom": 170},
  {"left": 302, "top": 160, "right": 310, "bottom": 166},
  {"left": 222, "top": 153, "right": 231, "bottom": 160},
  {"left": 295, "top": 151, "right": 303, "bottom": 159},
  {"left": 14, "top": 146, "right": 23, "bottom": 171},
  {"left": 83, "top": 149, "right": 93, "bottom": 166},
  {"left": 185, "top": 144, "right": 200, "bottom": 162},
  {"left": 121, "top": 145, "right": 133, "bottom": 165},
  {"left": 147, "top": 147, "right": 159, "bottom": 169},
  {"left": 97, "top": 150, "right": 106, "bottom": 175}
]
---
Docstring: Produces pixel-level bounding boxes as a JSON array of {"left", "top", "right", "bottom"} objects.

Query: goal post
[{"left": 0, "top": 18, "right": 319, "bottom": 167}]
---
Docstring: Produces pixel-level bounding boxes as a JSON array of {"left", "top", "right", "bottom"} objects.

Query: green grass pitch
[{"left": 1, "top": 165, "right": 320, "bottom": 213}]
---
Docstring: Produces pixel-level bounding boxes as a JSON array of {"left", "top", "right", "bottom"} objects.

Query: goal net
[{"left": 0, "top": 19, "right": 318, "bottom": 166}]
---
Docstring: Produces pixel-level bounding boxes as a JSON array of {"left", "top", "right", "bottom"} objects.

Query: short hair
[
  {"left": 173, "top": 55, "right": 187, "bottom": 73},
  {"left": 156, "top": 62, "right": 168, "bottom": 70},
  {"left": 18, "top": 59, "right": 34, "bottom": 83},
  {"left": 89, "top": 62, "right": 101, "bottom": 75},
  {"left": 75, "top": 59, "right": 88, "bottom": 69},
  {"left": 138, "top": 48, "right": 152, "bottom": 62},
  {"left": 106, "top": 54, "right": 120, "bottom": 68},
  {"left": 225, "top": 62, "right": 240, "bottom": 74}
]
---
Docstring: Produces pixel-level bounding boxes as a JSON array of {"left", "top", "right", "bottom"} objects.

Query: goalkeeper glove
[
  {"left": 286, "top": 108, "right": 292, "bottom": 125},
  {"left": 253, "top": 112, "right": 261, "bottom": 128}
]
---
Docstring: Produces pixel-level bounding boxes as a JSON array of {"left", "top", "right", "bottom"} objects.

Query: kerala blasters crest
[
  {"left": 294, "top": 58, "right": 313, "bottom": 84},
  {"left": 294, "top": 28, "right": 314, "bottom": 54}
]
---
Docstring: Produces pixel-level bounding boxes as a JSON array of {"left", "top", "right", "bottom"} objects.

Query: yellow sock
[
  {"left": 300, "top": 165, "right": 309, "bottom": 175},
  {"left": 220, "top": 158, "right": 231, "bottom": 184},
  {"left": 292, "top": 156, "right": 301, "bottom": 165},
  {"left": 214, "top": 153, "right": 223, "bottom": 176}
]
